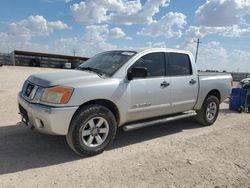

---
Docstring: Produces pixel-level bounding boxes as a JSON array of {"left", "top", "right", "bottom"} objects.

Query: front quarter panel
[{"left": 67, "top": 78, "right": 130, "bottom": 126}]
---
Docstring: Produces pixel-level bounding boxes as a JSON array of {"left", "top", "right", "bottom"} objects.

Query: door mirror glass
[{"left": 127, "top": 67, "right": 148, "bottom": 80}]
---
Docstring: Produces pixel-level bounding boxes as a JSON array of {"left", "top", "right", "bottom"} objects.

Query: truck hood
[{"left": 28, "top": 70, "right": 101, "bottom": 87}]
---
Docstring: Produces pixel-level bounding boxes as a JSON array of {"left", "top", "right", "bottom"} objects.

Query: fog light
[{"left": 35, "top": 118, "right": 44, "bottom": 128}]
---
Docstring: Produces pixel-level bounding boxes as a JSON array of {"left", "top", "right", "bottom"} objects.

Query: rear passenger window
[
  {"left": 130, "top": 52, "right": 165, "bottom": 77},
  {"left": 167, "top": 53, "right": 192, "bottom": 76}
]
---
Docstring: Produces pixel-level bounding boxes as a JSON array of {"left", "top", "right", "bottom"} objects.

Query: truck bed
[{"left": 198, "top": 72, "right": 231, "bottom": 76}]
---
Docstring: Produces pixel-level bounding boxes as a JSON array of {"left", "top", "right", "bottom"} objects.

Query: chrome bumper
[{"left": 18, "top": 92, "right": 78, "bottom": 135}]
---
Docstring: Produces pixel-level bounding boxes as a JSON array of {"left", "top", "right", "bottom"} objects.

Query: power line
[{"left": 194, "top": 38, "right": 202, "bottom": 63}]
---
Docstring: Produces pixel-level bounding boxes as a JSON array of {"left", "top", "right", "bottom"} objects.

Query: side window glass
[
  {"left": 167, "top": 53, "right": 192, "bottom": 76},
  {"left": 130, "top": 52, "right": 165, "bottom": 77}
]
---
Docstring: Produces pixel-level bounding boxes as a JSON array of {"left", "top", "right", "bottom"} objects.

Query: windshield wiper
[{"left": 77, "top": 67, "right": 105, "bottom": 76}]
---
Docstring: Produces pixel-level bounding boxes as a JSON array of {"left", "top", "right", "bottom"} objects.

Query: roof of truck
[{"left": 111, "top": 48, "right": 192, "bottom": 54}]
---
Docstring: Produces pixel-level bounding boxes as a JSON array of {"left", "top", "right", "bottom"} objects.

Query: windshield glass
[{"left": 78, "top": 51, "right": 137, "bottom": 77}]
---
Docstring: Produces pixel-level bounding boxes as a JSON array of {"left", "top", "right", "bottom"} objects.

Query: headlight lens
[{"left": 41, "top": 86, "right": 74, "bottom": 104}]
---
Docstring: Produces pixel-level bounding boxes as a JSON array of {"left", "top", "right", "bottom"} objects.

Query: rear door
[{"left": 166, "top": 52, "right": 199, "bottom": 113}]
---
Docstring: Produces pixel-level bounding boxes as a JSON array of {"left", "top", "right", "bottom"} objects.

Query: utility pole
[
  {"left": 194, "top": 38, "right": 202, "bottom": 63},
  {"left": 73, "top": 49, "right": 76, "bottom": 56}
]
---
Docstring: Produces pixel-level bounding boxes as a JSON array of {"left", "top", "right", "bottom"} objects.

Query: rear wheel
[
  {"left": 237, "top": 106, "right": 244, "bottom": 113},
  {"left": 66, "top": 105, "right": 117, "bottom": 156},
  {"left": 196, "top": 95, "right": 220, "bottom": 126}
]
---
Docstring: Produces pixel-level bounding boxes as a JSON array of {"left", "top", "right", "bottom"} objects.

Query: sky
[{"left": 0, "top": 0, "right": 250, "bottom": 72}]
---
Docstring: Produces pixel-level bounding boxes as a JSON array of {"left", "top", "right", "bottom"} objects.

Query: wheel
[
  {"left": 237, "top": 106, "right": 244, "bottom": 113},
  {"left": 195, "top": 95, "right": 220, "bottom": 126},
  {"left": 66, "top": 105, "right": 117, "bottom": 156}
]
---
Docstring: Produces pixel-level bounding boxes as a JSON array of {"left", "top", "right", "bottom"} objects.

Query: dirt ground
[{"left": 0, "top": 66, "right": 250, "bottom": 188}]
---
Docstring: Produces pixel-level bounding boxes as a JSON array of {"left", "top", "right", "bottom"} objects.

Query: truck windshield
[{"left": 77, "top": 51, "right": 137, "bottom": 77}]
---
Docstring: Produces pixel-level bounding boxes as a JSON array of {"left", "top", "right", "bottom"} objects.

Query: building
[
  {"left": 0, "top": 53, "right": 10, "bottom": 65},
  {"left": 7, "top": 50, "right": 89, "bottom": 69}
]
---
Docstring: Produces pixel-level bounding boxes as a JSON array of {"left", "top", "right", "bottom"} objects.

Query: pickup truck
[{"left": 18, "top": 48, "right": 232, "bottom": 156}]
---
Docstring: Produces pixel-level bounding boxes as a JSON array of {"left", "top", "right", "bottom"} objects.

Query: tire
[
  {"left": 237, "top": 106, "right": 243, "bottom": 113},
  {"left": 195, "top": 95, "right": 220, "bottom": 126},
  {"left": 66, "top": 105, "right": 117, "bottom": 156}
]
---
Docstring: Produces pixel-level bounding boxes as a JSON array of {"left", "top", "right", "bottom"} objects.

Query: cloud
[
  {"left": 42, "top": 0, "right": 72, "bottom": 3},
  {"left": 195, "top": 0, "right": 250, "bottom": 27},
  {"left": 83, "top": 25, "right": 127, "bottom": 41},
  {"left": 108, "top": 27, "right": 126, "bottom": 38},
  {"left": 125, "top": 36, "right": 133, "bottom": 40},
  {"left": 137, "top": 12, "right": 186, "bottom": 38},
  {"left": 70, "top": 0, "right": 170, "bottom": 25},
  {"left": 52, "top": 28, "right": 117, "bottom": 56},
  {"left": 183, "top": 0, "right": 250, "bottom": 49},
  {"left": 178, "top": 40, "right": 250, "bottom": 72},
  {"left": 146, "top": 42, "right": 167, "bottom": 48},
  {"left": 7, "top": 15, "right": 69, "bottom": 40},
  {"left": 0, "top": 15, "right": 70, "bottom": 54},
  {"left": 111, "top": 0, "right": 170, "bottom": 25},
  {"left": 185, "top": 25, "right": 250, "bottom": 43},
  {"left": 195, "top": 41, "right": 250, "bottom": 72}
]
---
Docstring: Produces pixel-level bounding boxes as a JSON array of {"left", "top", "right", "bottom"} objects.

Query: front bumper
[{"left": 18, "top": 92, "right": 78, "bottom": 135}]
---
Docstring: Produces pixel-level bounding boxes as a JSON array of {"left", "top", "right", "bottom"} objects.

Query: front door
[{"left": 126, "top": 52, "right": 171, "bottom": 122}]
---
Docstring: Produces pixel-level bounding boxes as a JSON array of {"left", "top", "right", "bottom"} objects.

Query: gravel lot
[{"left": 0, "top": 66, "right": 250, "bottom": 188}]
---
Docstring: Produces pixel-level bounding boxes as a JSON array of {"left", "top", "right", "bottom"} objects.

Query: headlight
[{"left": 41, "top": 86, "right": 74, "bottom": 104}]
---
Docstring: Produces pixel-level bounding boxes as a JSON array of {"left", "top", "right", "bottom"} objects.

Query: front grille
[
  {"left": 25, "top": 83, "right": 35, "bottom": 97},
  {"left": 22, "top": 81, "right": 38, "bottom": 100}
]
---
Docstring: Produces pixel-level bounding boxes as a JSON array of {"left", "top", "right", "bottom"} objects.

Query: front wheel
[
  {"left": 195, "top": 95, "right": 220, "bottom": 126},
  {"left": 66, "top": 105, "right": 117, "bottom": 156}
]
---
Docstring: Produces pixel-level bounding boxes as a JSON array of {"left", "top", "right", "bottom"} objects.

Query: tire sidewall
[
  {"left": 70, "top": 105, "right": 117, "bottom": 155},
  {"left": 203, "top": 96, "right": 219, "bottom": 125}
]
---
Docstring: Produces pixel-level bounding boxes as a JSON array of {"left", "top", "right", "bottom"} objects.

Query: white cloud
[
  {"left": 8, "top": 15, "right": 69, "bottom": 40},
  {"left": 146, "top": 42, "right": 167, "bottom": 48},
  {"left": 70, "top": 0, "right": 170, "bottom": 25},
  {"left": 51, "top": 25, "right": 118, "bottom": 56},
  {"left": 125, "top": 36, "right": 133, "bottom": 40},
  {"left": 108, "top": 27, "right": 126, "bottom": 38},
  {"left": 48, "top": 20, "right": 70, "bottom": 30},
  {"left": 0, "top": 15, "right": 70, "bottom": 54},
  {"left": 70, "top": 1, "right": 109, "bottom": 24},
  {"left": 185, "top": 0, "right": 250, "bottom": 43},
  {"left": 185, "top": 25, "right": 250, "bottom": 43},
  {"left": 42, "top": 0, "right": 72, "bottom": 3},
  {"left": 111, "top": 0, "right": 170, "bottom": 25},
  {"left": 137, "top": 12, "right": 186, "bottom": 38},
  {"left": 178, "top": 39, "right": 250, "bottom": 72},
  {"left": 84, "top": 25, "right": 109, "bottom": 42},
  {"left": 195, "top": 0, "right": 250, "bottom": 27}
]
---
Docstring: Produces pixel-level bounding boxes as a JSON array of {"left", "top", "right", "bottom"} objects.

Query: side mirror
[{"left": 127, "top": 67, "right": 148, "bottom": 81}]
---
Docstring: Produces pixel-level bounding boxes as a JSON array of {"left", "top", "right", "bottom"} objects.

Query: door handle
[
  {"left": 161, "top": 81, "right": 170, "bottom": 88},
  {"left": 189, "top": 79, "right": 197, "bottom": 85}
]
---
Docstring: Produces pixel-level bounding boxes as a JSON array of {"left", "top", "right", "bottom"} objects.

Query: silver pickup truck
[{"left": 18, "top": 48, "right": 232, "bottom": 156}]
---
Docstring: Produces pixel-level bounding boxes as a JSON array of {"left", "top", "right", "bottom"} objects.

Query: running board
[{"left": 123, "top": 111, "right": 197, "bottom": 131}]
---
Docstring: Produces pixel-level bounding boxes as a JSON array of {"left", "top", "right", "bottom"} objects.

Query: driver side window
[{"left": 130, "top": 52, "right": 166, "bottom": 77}]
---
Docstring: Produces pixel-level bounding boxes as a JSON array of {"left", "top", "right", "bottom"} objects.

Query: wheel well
[
  {"left": 78, "top": 99, "right": 120, "bottom": 125},
  {"left": 207, "top": 89, "right": 221, "bottom": 102}
]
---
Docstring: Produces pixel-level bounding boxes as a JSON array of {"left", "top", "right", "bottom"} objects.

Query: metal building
[{"left": 9, "top": 50, "right": 89, "bottom": 69}]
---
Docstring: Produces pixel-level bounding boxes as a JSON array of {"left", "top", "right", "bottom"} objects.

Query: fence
[{"left": 231, "top": 72, "right": 250, "bottom": 81}]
